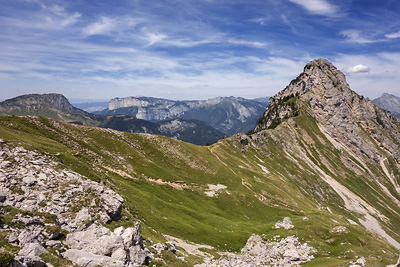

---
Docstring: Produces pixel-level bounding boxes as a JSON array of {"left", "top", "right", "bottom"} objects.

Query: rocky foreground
[{"left": 0, "top": 140, "right": 151, "bottom": 266}]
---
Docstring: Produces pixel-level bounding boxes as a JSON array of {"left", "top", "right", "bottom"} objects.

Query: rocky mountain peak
[
  {"left": 275, "top": 58, "right": 349, "bottom": 100},
  {"left": 254, "top": 58, "right": 350, "bottom": 131},
  {"left": 255, "top": 58, "right": 400, "bottom": 163}
]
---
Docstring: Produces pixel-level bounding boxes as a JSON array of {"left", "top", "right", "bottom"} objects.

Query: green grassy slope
[{"left": 0, "top": 111, "right": 399, "bottom": 266}]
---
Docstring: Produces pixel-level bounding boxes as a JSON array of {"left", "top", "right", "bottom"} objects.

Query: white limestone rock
[
  {"left": 63, "top": 249, "right": 125, "bottom": 267},
  {"left": 18, "top": 242, "right": 47, "bottom": 257},
  {"left": 274, "top": 217, "right": 294, "bottom": 230}
]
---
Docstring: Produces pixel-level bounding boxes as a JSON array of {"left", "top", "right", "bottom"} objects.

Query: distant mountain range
[
  {"left": 97, "top": 96, "right": 268, "bottom": 136},
  {"left": 0, "top": 94, "right": 249, "bottom": 145},
  {"left": 72, "top": 101, "right": 109, "bottom": 113},
  {"left": 373, "top": 93, "right": 400, "bottom": 118}
]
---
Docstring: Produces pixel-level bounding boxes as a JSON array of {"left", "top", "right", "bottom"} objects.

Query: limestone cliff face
[
  {"left": 255, "top": 58, "right": 400, "bottom": 163},
  {"left": 105, "top": 96, "right": 266, "bottom": 136}
]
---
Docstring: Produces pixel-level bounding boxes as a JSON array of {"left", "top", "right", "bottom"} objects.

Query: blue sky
[{"left": 0, "top": 0, "right": 399, "bottom": 101}]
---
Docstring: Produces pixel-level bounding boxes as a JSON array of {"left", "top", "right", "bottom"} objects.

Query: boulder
[
  {"left": 121, "top": 222, "right": 143, "bottom": 247},
  {"left": 65, "top": 224, "right": 124, "bottom": 257},
  {"left": 15, "top": 256, "right": 46, "bottom": 267},
  {"left": 74, "top": 207, "right": 92, "bottom": 226},
  {"left": 0, "top": 189, "right": 7, "bottom": 202},
  {"left": 18, "top": 227, "right": 44, "bottom": 246},
  {"left": 63, "top": 249, "right": 125, "bottom": 267},
  {"left": 101, "top": 189, "right": 123, "bottom": 221},
  {"left": 22, "top": 174, "right": 36, "bottom": 186},
  {"left": 129, "top": 245, "right": 147, "bottom": 266},
  {"left": 274, "top": 217, "right": 294, "bottom": 230},
  {"left": 18, "top": 242, "right": 47, "bottom": 257},
  {"left": 111, "top": 247, "right": 127, "bottom": 262},
  {"left": 45, "top": 240, "right": 63, "bottom": 249}
]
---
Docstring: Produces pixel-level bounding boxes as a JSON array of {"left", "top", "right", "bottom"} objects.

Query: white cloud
[
  {"left": 61, "top": 12, "right": 82, "bottom": 27},
  {"left": 333, "top": 53, "right": 400, "bottom": 99},
  {"left": 344, "top": 64, "right": 370, "bottom": 73},
  {"left": 385, "top": 31, "right": 400, "bottom": 39},
  {"left": 42, "top": 4, "right": 81, "bottom": 27},
  {"left": 142, "top": 29, "right": 167, "bottom": 47},
  {"left": 228, "top": 39, "right": 268, "bottom": 48},
  {"left": 83, "top": 17, "right": 116, "bottom": 36},
  {"left": 340, "top": 30, "right": 381, "bottom": 44},
  {"left": 288, "top": 0, "right": 340, "bottom": 17}
]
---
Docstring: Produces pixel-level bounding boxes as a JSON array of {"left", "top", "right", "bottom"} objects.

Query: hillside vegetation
[
  {"left": 0, "top": 107, "right": 399, "bottom": 265},
  {"left": 1, "top": 59, "right": 400, "bottom": 266}
]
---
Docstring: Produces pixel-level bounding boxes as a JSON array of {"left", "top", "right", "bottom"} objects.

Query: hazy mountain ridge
[
  {"left": 1, "top": 59, "right": 400, "bottom": 266},
  {"left": 0, "top": 93, "right": 103, "bottom": 126},
  {"left": 0, "top": 94, "right": 224, "bottom": 145},
  {"left": 100, "top": 96, "right": 267, "bottom": 136},
  {"left": 103, "top": 116, "right": 225, "bottom": 145},
  {"left": 72, "top": 101, "right": 109, "bottom": 113},
  {"left": 373, "top": 93, "right": 400, "bottom": 118}
]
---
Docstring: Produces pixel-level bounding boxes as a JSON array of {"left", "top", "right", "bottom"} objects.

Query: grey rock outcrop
[
  {"left": 15, "top": 256, "right": 46, "bottom": 267},
  {"left": 16, "top": 243, "right": 48, "bottom": 267},
  {"left": 196, "top": 234, "right": 316, "bottom": 267},
  {"left": 0, "top": 142, "right": 147, "bottom": 267},
  {"left": 274, "top": 217, "right": 294, "bottom": 230},
  {"left": 63, "top": 249, "right": 125, "bottom": 267},
  {"left": 64, "top": 223, "right": 147, "bottom": 266},
  {"left": 18, "top": 243, "right": 47, "bottom": 257},
  {"left": 0, "top": 145, "right": 123, "bottom": 230}
]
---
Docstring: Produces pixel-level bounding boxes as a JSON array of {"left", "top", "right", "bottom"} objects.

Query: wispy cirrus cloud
[
  {"left": 228, "top": 39, "right": 268, "bottom": 48},
  {"left": 141, "top": 28, "right": 167, "bottom": 47},
  {"left": 288, "top": 0, "right": 340, "bottom": 17},
  {"left": 340, "top": 30, "right": 383, "bottom": 44},
  {"left": 44, "top": 4, "right": 81, "bottom": 27},
  {"left": 385, "top": 31, "right": 400, "bottom": 39},
  {"left": 83, "top": 17, "right": 117, "bottom": 36}
]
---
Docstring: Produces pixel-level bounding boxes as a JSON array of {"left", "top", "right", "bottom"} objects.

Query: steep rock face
[
  {"left": 255, "top": 58, "right": 400, "bottom": 163},
  {"left": 104, "top": 96, "right": 266, "bottom": 136},
  {"left": 373, "top": 93, "right": 400, "bottom": 118}
]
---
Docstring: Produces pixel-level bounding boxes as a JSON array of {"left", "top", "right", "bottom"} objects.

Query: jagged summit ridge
[
  {"left": 276, "top": 58, "right": 349, "bottom": 99},
  {"left": 255, "top": 58, "right": 400, "bottom": 163},
  {"left": 254, "top": 58, "right": 350, "bottom": 131}
]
